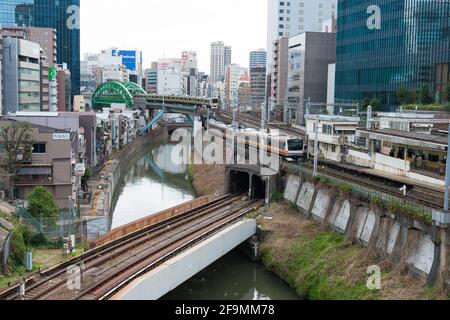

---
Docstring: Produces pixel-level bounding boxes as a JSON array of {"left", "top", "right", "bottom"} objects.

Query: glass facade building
[
  {"left": 335, "top": 0, "right": 450, "bottom": 106},
  {"left": 0, "top": 0, "right": 80, "bottom": 96}
]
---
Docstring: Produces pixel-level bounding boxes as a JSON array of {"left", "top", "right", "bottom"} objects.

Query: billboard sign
[
  {"left": 48, "top": 66, "right": 57, "bottom": 81},
  {"left": 111, "top": 49, "right": 140, "bottom": 72}
]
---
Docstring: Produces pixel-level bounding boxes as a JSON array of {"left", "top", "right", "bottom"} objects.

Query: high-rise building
[
  {"left": 286, "top": 32, "right": 336, "bottom": 125},
  {"left": 250, "top": 49, "right": 267, "bottom": 69},
  {"left": 57, "top": 66, "right": 71, "bottom": 111},
  {"left": 224, "top": 46, "right": 232, "bottom": 69},
  {"left": 0, "top": 0, "right": 81, "bottom": 96},
  {"left": 210, "top": 41, "right": 232, "bottom": 83},
  {"left": 250, "top": 66, "right": 267, "bottom": 109},
  {"left": 266, "top": 0, "right": 337, "bottom": 69},
  {"left": 249, "top": 49, "right": 268, "bottom": 110},
  {"left": 1, "top": 26, "right": 57, "bottom": 66},
  {"left": 145, "top": 62, "right": 158, "bottom": 95},
  {"left": 226, "top": 64, "right": 241, "bottom": 108},
  {"left": 1, "top": 26, "right": 56, "bottom": 111},
  {"left": 238, "top": 82, "right": 251, "bottom": 108},
  {"left": 335, "top": 0, "right": 450, "bottom": 105},
  {"left": 270, "top": 37, "right": 289, "bottom": 121},
  {"left": 3, "top": 37, "right": 42, "bottom": 113}
]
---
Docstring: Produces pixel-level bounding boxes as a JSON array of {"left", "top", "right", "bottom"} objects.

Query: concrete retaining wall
[
  {"left": 282, "top": 173, "right": 447, "bottom": 283},
  {"left": 92, "top": 128, "right": 168, "bottom": 221}
]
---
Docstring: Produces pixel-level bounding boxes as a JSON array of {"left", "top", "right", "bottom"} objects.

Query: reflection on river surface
[{"left": 111, "top": 143, "right": 195, "bottom": 229}]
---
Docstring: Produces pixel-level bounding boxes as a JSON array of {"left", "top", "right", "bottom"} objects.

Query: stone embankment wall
[
  {"left": 282, "top": 173, "right": 450, "bottom": 285},
  {"left": 84, "top": 128, "right": 168, "bottom": 222}
]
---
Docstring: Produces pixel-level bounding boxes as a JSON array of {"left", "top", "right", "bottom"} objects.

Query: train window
[{"left": 288, "top": 139, "right": 303, "bottom": 151}]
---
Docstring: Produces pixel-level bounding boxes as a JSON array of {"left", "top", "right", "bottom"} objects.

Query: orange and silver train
[{"left": 207, "top": 120, "right": 306, "bottom": 160}]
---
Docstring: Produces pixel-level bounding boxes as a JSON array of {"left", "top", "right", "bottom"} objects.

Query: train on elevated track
[
  {"left": 206, "top": 119, "right": 306, "bottom": 160},
  {"left": 136, "top": 94, "right": 220, "bottom": 109}
]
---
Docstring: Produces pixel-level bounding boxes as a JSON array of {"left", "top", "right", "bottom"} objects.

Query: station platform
[{"left": 318, "top": 159, "right": 446, "bottom": 193}]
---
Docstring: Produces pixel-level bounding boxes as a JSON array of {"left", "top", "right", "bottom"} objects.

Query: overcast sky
[{"left": 80, "top": 0, "right": 268, "bottom": 73}]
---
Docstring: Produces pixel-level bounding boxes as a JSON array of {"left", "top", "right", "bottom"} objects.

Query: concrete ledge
[
  {"left": 93, "top": 195, "right": 214, "bottom": 247},
  {"left": 111, "top": 219, "right": 257, "bottom": 300}
]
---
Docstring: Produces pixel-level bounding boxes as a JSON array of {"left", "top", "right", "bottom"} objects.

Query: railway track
[
  {"left": 291, "top": 162, "right": 444, "bottom": 211},
  {"left": 217, "top": 110, "right": 306, "bottom": 137},
  {"left": 0, "top": 195, "right": 262, "bottom": 301}
]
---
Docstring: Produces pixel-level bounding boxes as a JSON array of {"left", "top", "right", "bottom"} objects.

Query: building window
[
  {"left": 33, "top": 143, "right": 46, "bottom": 154},
  {"left": 322, "top": 124, "right": 333, "bottom": 135},
  {"left": 332, "top": 145, "right": 336, "bottom": 153}
]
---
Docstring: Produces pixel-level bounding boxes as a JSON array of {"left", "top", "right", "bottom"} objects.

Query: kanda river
[{"left": 110, "top": 140, "right": 299, "bottom": 300}]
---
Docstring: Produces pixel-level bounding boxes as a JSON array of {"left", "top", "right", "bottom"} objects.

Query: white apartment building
[
  {"left": 210, "top": 41, "right": 232, "bottom": 83},
  {"left": 157, "top": 58, "right": 184, "bottom": 96},
  {"left": 226, "top": 64, "right": 242, "bottom": 108},
  {"left": 266, "top": 0, "right": 337, "bottom": 68}
]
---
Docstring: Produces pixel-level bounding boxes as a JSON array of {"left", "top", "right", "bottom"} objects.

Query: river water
[{"left": 110, "top": 141, "right": 299, "bottom": 300}]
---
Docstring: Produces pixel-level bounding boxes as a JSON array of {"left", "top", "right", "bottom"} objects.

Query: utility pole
[
  {"left": 313, "top": 115, "right": 319, "bottom": 177},
  {"left": 261, "top": 103, "right": 266, "bottom": 131},
  {"left": 445, "top": 125, "right": 450, "bottom": 213},
  {"left": 366, "top": 105, "right": 372, "bottom": 150}
]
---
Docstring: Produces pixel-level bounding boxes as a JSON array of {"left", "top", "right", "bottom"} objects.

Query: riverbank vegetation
[
  {"left": 188, "top": 162, "right": 225, "bottom": 197},
  {"left": 259, "top": 202, "right": 447, "bottom": 300}
]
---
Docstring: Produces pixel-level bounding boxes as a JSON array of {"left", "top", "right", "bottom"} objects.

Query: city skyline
[{"left": 80, "top": 0, "right": 268, "bottom": 73}]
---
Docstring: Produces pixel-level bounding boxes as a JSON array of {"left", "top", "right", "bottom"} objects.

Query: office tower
[
  {"left": 3, "top": 37, "right": 42, "bottom": 113},
  {"left": 266, "top": 0, "right": 337, "bottom": 69},
  {"left": 250, "top": 49, "right": 267, "bottom": 69},
  {"left": 0, "top": 0, "right": 81, "bottom": 96},
  {"left": 286, "top": 32, "right": 336, "bottom": 125},
  {"left": 210, "top": 41, "right": 232, "bottom": 83},
  {"left": 335, "top": 0, "right": 450, "bottom": 105}
]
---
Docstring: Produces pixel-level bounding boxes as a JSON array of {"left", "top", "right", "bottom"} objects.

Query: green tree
[
  {"left": 81, "top": 166, "right": 92, "bottom": 191},
  {"left": 26, "top": 187, "right": 59, "bottom": 223},
  {"left": 361, "top": 97, "right": 371, "bottom": 110},
  {"left": 406, "top": 90, "right": 416, "bottom": 104},
  {"left": 444, "top": 82, "right": 450, "bottom": 102},
  {"left": 419, "top": 85, "right": 431, "bottom": 104},
  {"left": 0, "top": 122, "right": 33, "bottom": 174},
  {"left": 369, "top": 98, "right": 381, "bottom": 111},
  {"left": 397, "top": 85, "right": 408, "bottom": 105}
]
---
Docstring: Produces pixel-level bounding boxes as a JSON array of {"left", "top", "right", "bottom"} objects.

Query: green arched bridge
[{"left": 92, "top": 81, "right": 220, "bottom": 111}]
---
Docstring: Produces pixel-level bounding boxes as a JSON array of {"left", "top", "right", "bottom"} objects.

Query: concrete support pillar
[
  {"left": 369, "top": 140, "right": 376, "bottom": 169},
  {"left": 248, "top": 174, "right": 253, "bottom": 199}
]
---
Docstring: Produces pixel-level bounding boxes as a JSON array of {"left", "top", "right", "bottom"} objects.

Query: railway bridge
[{"left": 0, "top": 195, "right": 262, "bottom": 300}]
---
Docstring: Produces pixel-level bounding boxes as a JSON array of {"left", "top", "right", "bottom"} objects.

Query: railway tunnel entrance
[
  {"left": 226, "top": 165, "right": 277, "bottom": 201},
  {"left": 229, "top": 171, "right": 251, "bottom": 195}
]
